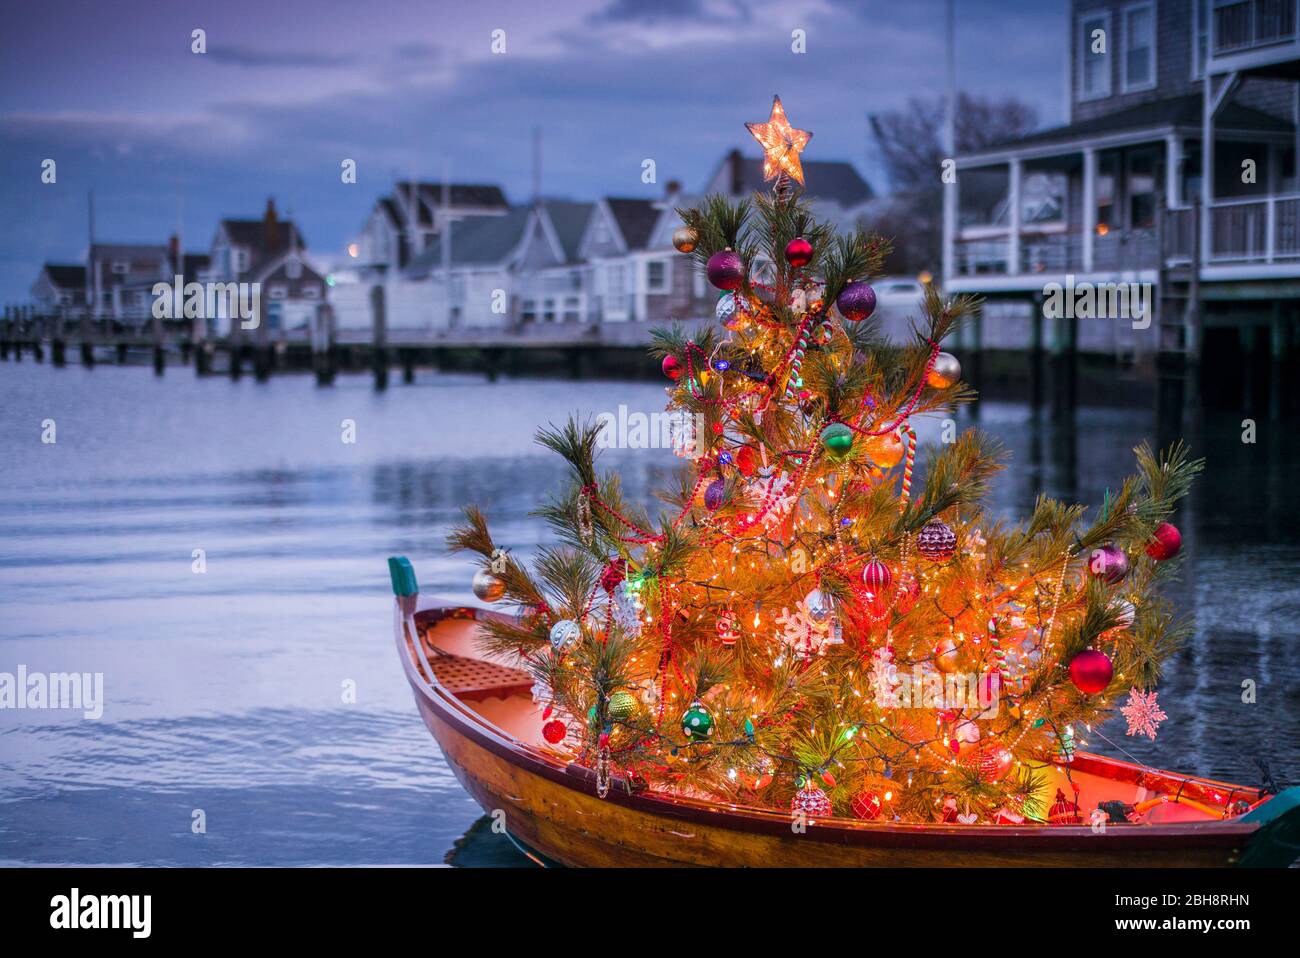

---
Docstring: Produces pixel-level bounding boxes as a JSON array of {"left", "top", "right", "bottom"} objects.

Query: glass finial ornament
[
  {"left": 471, "top": 568, "right": 505, "bottom": 602},
  {"left": 549, "top": 619, "right": 581, "bottom": 653},
  {"left": 745, "top": 94, "right": 813, "bottom": 185},
  {"left": 681, "top": 700, "right": 715, "bottom": 741},
  {"left": 672, "top": 225, "right": 698, "bottom": 253}
]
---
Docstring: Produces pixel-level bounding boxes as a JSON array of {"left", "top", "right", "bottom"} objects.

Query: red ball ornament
[
  {"left": 784, "top": 236, "right": 813, "bottom": 268},
  {"left": 850, "top": 790, "right": 883, "bottom": 820},
  {"left": 735, "top": 445, "right": 757, "bottom": 477},
  {"left": 1068, "top": 648, "right": 1114, "bottom": 694},
  {"left": 861, "top": 558, "right": 892, "bottom": 594},
  {"left": 1146, "top": 521, "right": 1182, "bottom": 561},
  {"left": 542, "top": 719, "right": 567, "bottom": 744},
  {"left": 706, "top": 250, "right": 744, "bottom": 290},
  {"left": 661, "top": 355, "right": 682, "bottom": 380}
]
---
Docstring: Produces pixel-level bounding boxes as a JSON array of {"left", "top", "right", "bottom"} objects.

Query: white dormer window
[
  {"left": 268, "top": 284, "right": 287, "bottom": 299},
  {"left": 1078, "top": 11, "right": 1112, "bottom": 102},
  {"left": 301, "top": 285, "right": 320, "bottom": 299},
  {"left": 1122, "top": 3, "right": 1156, "bottom": 93},
  {"left": 234, "top": 249, "right": 250, "bottom": 273}
]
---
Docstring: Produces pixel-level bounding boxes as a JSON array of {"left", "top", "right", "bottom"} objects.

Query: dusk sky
[{"left": 0, "top": 0, "right": 1066, "bottom": 302}]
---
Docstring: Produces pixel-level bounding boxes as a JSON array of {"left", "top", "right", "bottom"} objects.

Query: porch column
[
  {"left": 1165, "top": 134, "right": 1182, "bottom": 208},
  {"left": 1201, "top": 76, "right": 1215, "bottom": 265},
  {"left": 1007, "top": 157, "right": 1022, "bottom": 276},
  {"left": 1082, "top": 148, "right": 1097, "bottom": 273},
  {"left": 942, "top": 162, "right": 956, "bottom": 287}
]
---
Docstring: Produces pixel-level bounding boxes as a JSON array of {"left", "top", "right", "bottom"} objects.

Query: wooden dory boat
[{"left": 389, "top": 557, "right": 1300, "bottom": 867}]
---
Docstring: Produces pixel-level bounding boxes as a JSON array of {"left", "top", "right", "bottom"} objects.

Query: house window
[
  {"left": 111, "top": 260, "right": 129, "bottom": 275},
  {"left": 1192, "top": 0, "right": 1208, "bottom": 78},
  {"left": 543, "top": 298, "right": 557, "bottom": 322},
  {"left": 646, "top": 259, "right": 669, "bottom": 293},
  {"left": 58, "top": 292, "right": 72, "bottom": 305},
  {"left": 301, "top": 285, "right": 320, "bottom": 299},
  {"left": 1096, "top": 154, "right": 1119, "bottom": 232},
  {"left": 1127, "top": 149, "right": 1159, "bottom": 229},
  {"left": 1122, "top": 3, "right": 1156, "bottom": 92},
  {"left": 607, "top": 264, "right": 626, "bottom": 303},
  {"left": 563, "top": 296, "right": 581, "bottom": 322},
  {"left": 1078, "top": 12, "right": 1112, "bottom": 101},
  {"left": 522, "top": 299, "right": 537, "bottom": 322},
  {"left": 269, "top": 284, "right": 287, "bottom": 299}
]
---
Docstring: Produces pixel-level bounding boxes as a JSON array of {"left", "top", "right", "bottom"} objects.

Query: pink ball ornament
[
  {"left": 706, "top": 250, "right": 744, "bottom": 290},
  {"left": 1146, "top": 522, "right": 1182, "bottom": 561},
  {"left": 1068, "top": 649, "right": 1114, "bottom": 695},
  {"left": 661, "top": 355, "right": 682, "bottom": 380}
]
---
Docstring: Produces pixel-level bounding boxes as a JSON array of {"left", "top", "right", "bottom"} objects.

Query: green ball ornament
[
  {"left": 819, "top": 422, "right": 854, "bottom": 459},
  {"left": 681, "top": 700, "right": 715, "bottom": 742},
  {"left": 608, "top": 691, "right": 637, "bottom": 722}
]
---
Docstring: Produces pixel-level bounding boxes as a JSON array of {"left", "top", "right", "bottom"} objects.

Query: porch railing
[
  {"left": 1205, "top": 194, "right": 1300, "bottom": 262},
  {"left": 1212, "top": 0, "right": 1298, "bottom": 55}
]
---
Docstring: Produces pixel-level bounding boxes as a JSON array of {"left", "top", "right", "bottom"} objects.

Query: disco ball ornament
[
  {"left": 681, "top": 700, "right": 715, "bottom": 741},
  {"left": 934, "top": 637, "right": 961, "bottom": 673},
  {"left": 542, "top": 719, "right": 567, "bottom": 744},
  {"left": 1088, "top": 543, "right": 1130, "bottom": 584},
  {"left": 861, "top": 558, "right": 892, "bottom": 594},
  {"left": 926, "top": 351, "right": 962, "bottom": 389},
  {"left": 917, "top": 520, "right": 957, "bottom": 562},
  {"left": 661, "top": 354, "right": 683, "bottom": 380},
  {"left": 819, "top": 421, "right": 854, "bottom": 459},
  {"left": 804, "top": 588, "right": 833, "bottom": 623},
  {"left": 671, "top": 225, "right": 698, "bottom": 253},
  {"left": 471, "top": 569, "right": 506, "bottom": 602},
  {"left": 835, "top": 281, "right": 876, "bottom": 322},
  {"left": 864, "top": 428, "right": 905, "bottom": 468},
  {"left": 549, "top": 618, "right": 582, "bottom": 653},
  {"left": 1068, "top": 648, "right": 1114, "bottom": 694},
  {"left": 715, "top": 292, "right": 738, "bottom": 327},
  {"left": 608, "top": 690, "right": 637, "bottom": 722},
  {"left": 784, "top": 236, "right": 813, "bottom": 268},
  {"left": 791, "top": 783, "right": 833, "bottom": 818},
  {"left": 850, "top": 790, "right": 883, "bottom": 820},
  {"left": 1146, "top": 521, "right": 1182, "bottom": 561},
  {"left": 703, "top": 477, "right": 727, "bottom": 511},
  {"left": 706, "top": 249, "right": 744, "bottom": 290}
]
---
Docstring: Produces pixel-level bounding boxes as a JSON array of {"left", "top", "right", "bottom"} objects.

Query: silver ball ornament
[
  {"left": 471, "top": 569, "right": 506, "bottom": 602},
  {"left": 927, "top": 352, "right": 962, "bottom": 389},
  {"left": 549, "top": 619, "right": 582, "bottom": 652}
]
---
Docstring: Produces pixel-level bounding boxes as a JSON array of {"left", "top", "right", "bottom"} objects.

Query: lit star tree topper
[{"left": 745, "top": 95, "right": 812, "bottom": 186}]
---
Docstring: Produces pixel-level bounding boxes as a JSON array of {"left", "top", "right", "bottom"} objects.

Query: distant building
[
  {"left": 30, "top": 264, "right": 89, "bottom": 320},
  {"left": 945, "top": 0, "right": 1300, "bottom": 361}
]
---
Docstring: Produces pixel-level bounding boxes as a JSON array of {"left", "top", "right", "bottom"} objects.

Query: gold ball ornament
[
  {"left": 471, "top": 569, "right": 506, "bottom": 602},
  {"left": 934, "top": 637, "right": 961, "bottom": 673},
  {"left": 864, "top": 428, "right": 905, "bottom": 468},
  {"left": 672, "top": 225, "right": 698, "bottom": 253},
  {"left": 926, "top": 352, "right": 962, "bottom": 389}
]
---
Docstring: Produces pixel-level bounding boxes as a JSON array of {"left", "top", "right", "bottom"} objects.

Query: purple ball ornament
[
  {"left": 835, "top": 281, "right": 876, "bottom": 322},
  {"left": 706, "top": 250, "right": 745, "bottom": 291},
  {"left": 1088, "top": 544, "right": 1130, "bottom": 584},
  {"left": 703, "top": 477, "right": 727, "bottom": 511}
]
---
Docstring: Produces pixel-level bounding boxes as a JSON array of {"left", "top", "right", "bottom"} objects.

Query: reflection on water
[{"left": 0, "top": 362, "right": 1296, "bottom": 866}]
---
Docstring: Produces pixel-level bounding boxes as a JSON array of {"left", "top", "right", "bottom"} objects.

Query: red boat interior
[{"left": 407, "top": 608, "right": 1265, "bottom": 828}]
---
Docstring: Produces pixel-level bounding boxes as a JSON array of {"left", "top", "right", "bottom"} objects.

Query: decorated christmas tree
[{"left": 451, "top": 97, "right": 1202, "bottom": 825}]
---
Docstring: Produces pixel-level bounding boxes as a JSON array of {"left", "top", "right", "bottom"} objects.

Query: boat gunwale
[{"left": 398, "top": 602, "right": 1263, "bottom": 852}]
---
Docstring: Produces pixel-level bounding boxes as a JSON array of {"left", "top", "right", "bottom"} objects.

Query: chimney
[
  {"left": 665, "top": 179, "right": 682, "bottom": 200},
  {"left": 168, "top": 234, "right": 181, "bottom": 274},
  {"left": 264, "top": 198, "right": 280, "bottom": 250},
  {"left": 728, "top": 149, "right": 743, "bottom": 196}
]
